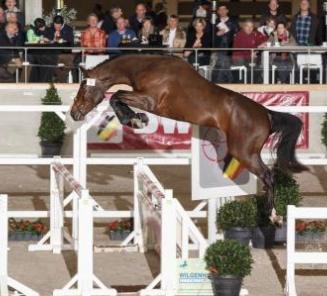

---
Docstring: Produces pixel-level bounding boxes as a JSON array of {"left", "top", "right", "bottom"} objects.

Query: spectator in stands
[
  {"left": 45, "top": 15, "right": 74, "bottom": 46},
  {"left": 260, "top": 0, "right": 288, "bottom": 26},
  {"left": 184, "top": 18, "right": 211, "bottom": 66},
  {"left": 161, "top": 15, "right": 186, "bottom": 53},
  {"left": 6, "top": 11, "right": 23, "bottom": 34},
  {"left": 290, "top": 0, "right": 321, "bottom": 45},
  {"left": 268, "top": 21, "right": 296, "bottom": 83},
  {"left": 232, "top": 19, "right": 266, "bottom": 66},
  {"left": 212, "top": 4, "right": 239, "bottom": 83},
  {"left": 139, "top": 16, "right": 155, "bottom": 44},
  {"left": 129, "top": 2, "right": 147, "bottom": 36},
  {"left": 0, "top": 7, "right": 6, "bottom": 31},
  {"left": 26, "top": 18, "right": 47, "bottom": 43},
  {"left": 108, "top": 17, "right": 137, "bottom": 48},
  {"left": 4, "top": 0, "right": 24, "bottom": 26},
  {"left": 0, "top": 22, "right": 23, "bottom": 81},
  {"left": 81, "top": 13, "right": 106, "bottom": 53},
  {"left": 101, "top": 5, "right": 123, "bottom": 35},
  {"left": 154, "top": 2, "right": 167, "bottom": 31},
  {"left": 257, "top": 17, "right": 276, "bottom": 40},
  {"left": 45, "top": 15, "right": 74, "bottom": 83}
]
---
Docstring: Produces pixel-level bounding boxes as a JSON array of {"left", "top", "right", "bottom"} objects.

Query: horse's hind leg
[{"left": 110, "top": 90, "right": 151, "bottom": 128}]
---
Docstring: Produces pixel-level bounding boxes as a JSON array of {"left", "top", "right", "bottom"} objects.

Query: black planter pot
[
  {"left": 252, "top": 225, "right": 276, "bottom": 249},
  {"left": 40, "top": 141, "right": 63, "bottom": 157},
  {"left": 224, "top": 227, "right": 252, "bottom": 246},
  {"left": 210, "top": 274, "right": 242, "bottom": 296}
]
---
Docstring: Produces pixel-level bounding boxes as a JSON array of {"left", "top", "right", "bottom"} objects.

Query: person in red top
[
  {"left": 81, "top": 13, "right": 107, "bottom": 54},
  {"left": 232, "top": 19, "right": 266, "bottom": 65}
]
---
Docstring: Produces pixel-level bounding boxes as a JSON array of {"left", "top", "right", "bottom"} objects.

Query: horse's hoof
[
  {"left": 136, "top": 113, "right": 149, "bottom": 125},
  {"left": 269, "top": 208, "right": 283, "bottom": 226},
  {"left": 129, "top": 118, "right": 145, "bottom": 129}
]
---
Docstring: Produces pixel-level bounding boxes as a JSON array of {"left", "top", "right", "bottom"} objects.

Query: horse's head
[{"left": 70, "top": 67, "right": 106, "bottom": 121}]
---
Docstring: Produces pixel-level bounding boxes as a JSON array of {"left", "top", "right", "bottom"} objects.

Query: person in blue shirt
[{"left": 108, "top": 16, "right": 137, "bottom": 48}]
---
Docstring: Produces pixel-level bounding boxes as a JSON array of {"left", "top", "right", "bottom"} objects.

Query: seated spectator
[
  {"left": 0, "top": 7, "right": 6, "bottom": 31},
  {"left": 184, "top": 18, "right": 211, "bottom": 66},
  {"left": 161, "top": 14, "right": 186, "bottom": 53},
  {"left": 232, "top": 19, "right": 266, "bottom": 66},
  {"left": 45, "top": 15, "right": 75, "bottom": 83},
  {"left": 0, "top": 22, "right": 23, "bottom": 81},
  {"left": 108, "top": 17, "right": 137, "bottom": 48},
  {"left": 26, "top": 18, "right": 47, "bottom": 43},
  {"left": 268, "top": 21, "right": 296, "bottom": 83},
  {"left": 81, "top": 13, "right": 106, "bottom": 53},
  {"left": 129, "top": 2, "right": 147, "bottom": 36},
  {"left": 260, "top": 0, "right": 288, "bottom": 26},
  {"left": 153, "top": 2, "right": 167, "bottom": 31},
  {"left": 139, "top": 16, "right": 154, "bottom": 44},
  {"left": 212, "top": 4, "right": 239, "bottom": 83},
  {"left": 6, "top": 11, "right": 23, "bottom": 34},
  {"left": 257, "top": 17, "right": 276, "bottom": 40},
  {"left": 45, "top": 15, "right": 74, "bottom": 46},
  {"left": 101, "top": 5, "right": 123, "bottom": 35},
  {"left": 290, "top": 0, "right": 321, "bottom": 45},
  {"left": 4, "top": 0, "right": 24, "bottom": 26}
]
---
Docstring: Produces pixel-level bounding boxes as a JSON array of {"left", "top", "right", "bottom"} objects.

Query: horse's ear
[{"left": 79, "top": 66, "right": 89, "bottom": 78}]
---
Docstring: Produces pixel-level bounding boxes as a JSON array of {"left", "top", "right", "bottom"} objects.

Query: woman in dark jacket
[{"left": 184, "top": 18, "right": 211, "bottom": 66}]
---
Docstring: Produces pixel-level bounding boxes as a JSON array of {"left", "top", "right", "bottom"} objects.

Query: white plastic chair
[
  {"left": 297, "top": 54, "right": 322, "bottom": 84},
  {"left": 230, "top": 65, "right": 247, "bottom": 84}
]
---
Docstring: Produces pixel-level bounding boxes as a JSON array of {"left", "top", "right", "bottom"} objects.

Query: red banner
[{"left": 88, "top": 91, "right": 309, "bottom": 150}]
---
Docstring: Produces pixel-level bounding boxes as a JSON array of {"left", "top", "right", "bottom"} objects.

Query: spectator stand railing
[{"left": 1, "top": 46, "right": 327, "bottom": 84}]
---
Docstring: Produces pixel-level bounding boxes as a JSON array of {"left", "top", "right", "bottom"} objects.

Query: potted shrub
[
  {"left": 321, "top": 113, "right": 327, "bottom": 149},
  {"left": 205, "top": 240, "right": 253, "bottom": 296},
  {"left": 251, "top": 195, "right": 276, "bottom": 249},
  {"left": 274, "top": 167, "right": 302, "bottom": 243},
  {"left": 107, "top": 219, "right": 132, "bottom": 241},
  {"left": 8, "top": 219, "right": 47, "bottom": 241},
  {"left": 38, "top": 83, "right": 66, "bottom": 157},
  {"left": 217, "top": 198, "right": 257, "bottom": 246}
]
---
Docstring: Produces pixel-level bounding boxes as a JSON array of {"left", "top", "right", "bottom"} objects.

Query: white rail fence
[{"left": 286, "top": 206, "right": 327, "bottom": 296}]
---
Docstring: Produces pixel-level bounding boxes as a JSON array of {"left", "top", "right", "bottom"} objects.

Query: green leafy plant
[
  {"left": 321, "top": 114, "right": 327, "bottom": 146},
  {"left": 44, "top": 5, "right": 77, "bottom": 26},
  {"left": 217, "top": 198, "right": 257, "bottom": 230},
  {"left": 273, "top": 167, "right": 301, "bottom": 217},
  {"left": 205, "top": 240, "right": 253, "bottom": 278},
  {"left": 38, "top": 84, "right": 65, "bottom": 143}
]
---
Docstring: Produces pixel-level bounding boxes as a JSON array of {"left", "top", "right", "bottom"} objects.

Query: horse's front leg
[{"left": 110, "top": 90, "right": 151, "bottom": 128}]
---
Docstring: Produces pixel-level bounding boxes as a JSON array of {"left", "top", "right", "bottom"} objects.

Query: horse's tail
[{"left": 268, "top": 110, "right": 309, "bottom": 173}]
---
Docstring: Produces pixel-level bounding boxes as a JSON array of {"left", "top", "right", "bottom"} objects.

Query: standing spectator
[
  {"left": 153, "top": 2, "right": 167, "bottom": 31},
  {"left": 108, "top": 17, "right": 136, "bottom": 48},
  {"left": 101, "top": 5, "right": 123, "bottom": 35},
  {"left": 268, "top": 22, "right": 296, "bottom": 83},
  {"left": 290, "top": 0, "right": 321, "bottom": 45},
  {"left": 184, "top": 18, "right": 211, "bottom": 66},
  {"left": 81, "top": 13, "right": 106, "bottom": 53},
  {"left": 232, "top": 19, "right": 266, "bottom": 66},
  {"left": 0, "top": 7, "right": 6, "bottom": 31},
  {"left": 0, "top": 22, "right": 23, "bottom": 81},
  {"left": 129, "top": 2, "right": 147, "bottom": 36},
  {"left": 161, "top": 14, "right": 186, "bottom": 53},
  {"left": 139, "top": 17, "right": 155, "bottom": 44},
  {"left": 212, "top": 4, "right": 239, "bottom": 83},
  {"left": 4, "top": 0, "right": 24, "bottom": 26},
  {"left": 260, "top": 0, "right": 288, "bottom": 26}
]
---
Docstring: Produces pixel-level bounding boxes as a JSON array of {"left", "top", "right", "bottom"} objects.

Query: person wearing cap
[{"left": 290, "top": 0, "right": 321, "bottom": 45}]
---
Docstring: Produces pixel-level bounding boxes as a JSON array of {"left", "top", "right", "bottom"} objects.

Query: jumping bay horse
[{"left": 70, "top": 54, "right": 307, "bottom": 223}]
